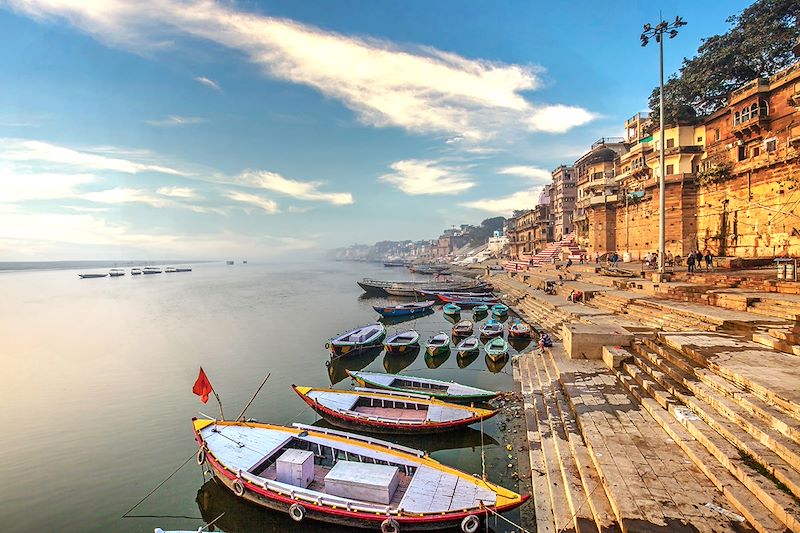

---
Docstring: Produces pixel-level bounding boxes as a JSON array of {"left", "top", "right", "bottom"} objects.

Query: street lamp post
[{"left": 641, "top": 16, "right": 686, "bottom": 274}]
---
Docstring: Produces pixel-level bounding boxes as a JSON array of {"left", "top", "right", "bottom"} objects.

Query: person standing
[
  {"left": 595, "top": 251, "right": 600, "bottom": 264},
  {"left": 687, "top": 251, "right": 695, "bottom": 273},
  {"left": 705, "top": 250, "right": 714, "bottom": 271}
]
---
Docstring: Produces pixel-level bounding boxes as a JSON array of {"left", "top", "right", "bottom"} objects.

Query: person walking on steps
[{"left": 687, "top": 251, "right": 696, "bottom": 273}]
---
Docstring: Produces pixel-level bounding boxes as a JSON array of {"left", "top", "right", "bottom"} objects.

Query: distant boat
[
  {"left": 383, "top": 330, "right": 420, "bottom": 353},
  {"left": 243, "top": 260, "right": 248, "bottom": 264},
  {"left": 472, "top": 304, "right": 489, "bottom": 315},
  {"left": 130, "top": 268, "right": 142, "bottom": 275},
  {"left": 484, "top": 337, "right": 509, "bottom": 361},
  {"left": 508, "top": 320, "right": 531, "bottom": 338},
  {"left": 491, "top": 303, "right": 509, "bottom": 316},
  {"left": 452, "top": 319, "right": 474, "bottom": 337},
  {"left": 293, "top": 386, "right": 497, "bottom": 434},
  {"left": 425, "top": 332, "right": 450, "bottom": 356},
  {"left": 327, "top": 323, "right": 386, "bottom": 358},
  {"left": 479, "top": 320, "right": 504, "bottom": 340},
  {"left": 372, "top": 300, "right": 436, "bottom": 318},
  {"left": 226, "top": 260, "right": 234, "bottom": 265},
  {"left": 142, "top": 266, "right": 162, "bottom": 274},
  {"left": 456, "top": 336, "right": 480, "bottom": 356},
  {"left": 78, "top": 273, "right": 107, "bottom": 279},
  {"left": 164, "top": 266, "right": 177, "bottom": 273},
  {"left": 443, "top": 303, "right": 461, "bottom": 315},
  {"left": 383, "top": 261, "right": 406, "bottom": 267},
  {"left": 347, "top": 370, "right": 498, "bottom": 403},
  {"left": 108, "top": 268, "right": 125, "bottom": 277},
  {"left": 175, "top": 266, "right": 192, "bottom": 272}
]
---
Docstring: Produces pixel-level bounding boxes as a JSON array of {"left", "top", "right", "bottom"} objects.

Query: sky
[{"left": 0, "top": 0, "right": 753, "bottom": 260}]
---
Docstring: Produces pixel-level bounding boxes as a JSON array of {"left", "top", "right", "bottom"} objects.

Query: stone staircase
[
  {"left": 753, "top": 326, "right": 800, "bottom": 357},
  {"left": 610, "top": 333, "right": 800, "bottom": 533}
]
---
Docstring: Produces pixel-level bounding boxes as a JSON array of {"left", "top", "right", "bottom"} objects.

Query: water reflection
[
  {"left": 442, "top": 312, "right": 459, "bottom": 325},
  {"left": 456, "top": 348, "right": 480, "bottom": 368},
  {"left": 424, "top": 348, "right": 451, "bottom": 369},
  {"left": 485, "top": 353, "right": 509, "bottom": 373},
  {"left": 378, "top": 308, "right": 433, "bottom": 326},
  {"left": 326, "top": 347, "right": 382, "bottom": 384},
  {"left": 383, "top": 346, "right": 420, "bottom": 373},
  {"left": 508, "top": 337, "right": 532, "bottom": 352}
]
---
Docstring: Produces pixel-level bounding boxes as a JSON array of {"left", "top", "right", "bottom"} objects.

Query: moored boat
[
  {"left": 109, "top": 268, "right": 125, "bottom": 277},
  {"left": 508, "top": 319, "right": 532, "bottom": 338},
  {"left": 491, "top": 303, "right": 509, "bottom": 316},
  {"left": 484, "top": 337, "right": 509, "bottom": 361},
  {"left": 383, "top": 330, "right": 420, "bottom": 353},
  {"left": 347, "top": 370, "right": 498, "bottom": 403},
  {"left": 358, "top": 278, "right": 489, "bottom": 297},
  {"left": 142, "top": 266, "right": 162, "bottom": 274},
  {"left": 452, "top": 319, "right": 474, "bottom": 337},
  {"left": 438, "top": 294, "right": 499, "bottom": 305},
  {"left": 479, "top": 320, "right": 503, "bottom": 340},
  {"left": 455, "top": 336, "right": 480, "bottom": 356},
  {"left": 175, "top": 266, "right": 193, "bottom": 272},
  {"left": 78, "top": 273, "right": 108, "bottom": 279},
  {"left": 443, "top": 303, "right": 461, "bottom": 315},
  {"left": 373, "top": 300, "right": 436, "bottom": 318},
  {"left": 485, "top": 352, "right": 509, "bottom": 373},
  {"left": 192, "top": 418, "right": 528, "bottom": 530},
  {"left": 472, "top": 304, "right": 489, "bottom": 315},
  {"left": 131, "top": 268, "right": 142, "bottom": 275},
  {"left": 425, "top": 332, "right": 450, "bottom": 356},
  {"left": 383, "top": 261, "right": 407, "bottom": 267},
  {"left": 165, "top": 266, "right": 178, "bottom": 273},
  {"left": 293, "top": 386, "right": 497, "bottom": 434},
  {"left": 327, "top": 323, "right": 386, "bottom": 358}
]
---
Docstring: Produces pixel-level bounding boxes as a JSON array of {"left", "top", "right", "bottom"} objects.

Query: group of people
[{"left": 687, "top": 249, "right": 714, "bottom": 273}]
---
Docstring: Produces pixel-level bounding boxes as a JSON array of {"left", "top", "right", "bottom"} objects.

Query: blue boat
[
  {"left": 472, "top": 304, "right": 489, "bottom": 315},
  {"left": 373, "top": 300, "right": 436, "bottom": 318},
  {"left": 443, "top": 303, "right": 462, "bottom": 315},
  {"left": 491, "top": 303, "right": 509, "bottom": 316}
]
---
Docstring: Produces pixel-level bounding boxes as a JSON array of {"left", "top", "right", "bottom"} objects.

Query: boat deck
[{"left": 354, "top": 405, "right": 428, "bottom": 421}]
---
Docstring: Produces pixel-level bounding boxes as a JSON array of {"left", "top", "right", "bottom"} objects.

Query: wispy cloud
[
  {"left": 145, "top": 115, "right": 206, "bottom": 127},
  {"left": 234, "top": 171, "right": 352, "bottom": 205},
  {"left": 194, "top": 75, "right": 222, "bottom": 92},
  {"left": 379, "top": 159, "right": 475, "bottom": 195},
  {"left": 0, "top": 167, "right": 95, "bottom": 202},
  {"left": 498, "top": 165, "right": 552, "bottom": 182},
  {"left": 0, "top": 138, "right": 187, "bottom": 175},
  {"left": 461, "top": 188, "right": 542, "bottom": 215},
  {"left": 4, "top": 0, "right": 596, "bottom": 140},
  {"left": 223, "top": 190, "right": 279, "bottom": 213},
  {"left": 156, "top": 186, "right": 198, "bottom": 199}
]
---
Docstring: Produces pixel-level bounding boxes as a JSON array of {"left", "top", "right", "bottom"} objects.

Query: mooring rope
[
  {"left": 121, "top": 450, "right": 197, "bottom": 518},
  {"left": 483, "top": 505, "right": 532, "bottom": 533}
]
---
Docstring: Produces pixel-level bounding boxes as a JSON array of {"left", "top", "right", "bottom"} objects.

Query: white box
[
  {"left": 324, "top": 461, "right": 400, "bottom": 504},
  {"left": 275, "top": 449, "right": 315, "bottom": 488}
]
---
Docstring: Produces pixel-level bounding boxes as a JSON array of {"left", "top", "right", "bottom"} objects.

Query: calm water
[{"left": 0, "top": 261, "right": 528, "bottom": 532}]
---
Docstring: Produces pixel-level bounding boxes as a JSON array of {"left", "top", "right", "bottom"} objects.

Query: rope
[
  {"left": 483, "top": 505, "right": 532, "bottom": 533},
  {"left": 479, "top": 414, "right": 487, "bottom": 481},
  {"left": 121, "top": 450, "right": 197, "bottom": 518}
]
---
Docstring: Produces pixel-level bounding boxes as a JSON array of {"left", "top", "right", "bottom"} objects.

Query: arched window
[
  {"left": 750, "top": 102, "right": 759, "bottom": 118},
  {"left": 741, "top": 106, "right": 751, "bottom": 122},
  {"left": 734, "top": 111, "right": 740, "bottom": 126},
  {"left": 759, "top": 99, "right": 769, "bottom": 118}
]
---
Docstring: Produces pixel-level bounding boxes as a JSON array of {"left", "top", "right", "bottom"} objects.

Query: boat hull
[
  {"left": 425, "top": 344, "right": 449, "bottom": 357},
  {"left": 329, "top": 340, "right": 383, "bottom": 358},
  {"left": 348, "top": 371, "right": 497, "bottom": 403},
  {"left": 384, "top": 343, "right": 418, "bottom": 353}
]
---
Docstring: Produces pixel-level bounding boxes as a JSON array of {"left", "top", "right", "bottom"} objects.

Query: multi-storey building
[
  {"left": 532, "top": 184, "right": 554, "bottom": 252},
  {"left": 506, "top": 209, "right": 535, "bottom": 259},
  {"left": 551, "top": 164, "right": 577, "bottom": 241}
]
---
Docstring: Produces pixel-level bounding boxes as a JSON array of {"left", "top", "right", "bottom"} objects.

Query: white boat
[
  {"left": 165, "top": 266, "right": 177, "bottom": 273},
  {"left": 192, "top": 419, "right": 527, "bottom": 530},
  {"left": 78, "top": 273, "right": 107, "bottom": 279},
  {"left": 109, "top": 268, "right": 126, "bottom": 277},
  {"left": 175, "top": 266, "right": 192, "bottom": 272},
  {"left": 347, "top": 370, "right": 498, "bottom": 402},
  {"left": 131, "top": 268, "right": 142, "bottom": 275},
  {"left": 142, "top": 266, "right": 163, "bottom": 274}
]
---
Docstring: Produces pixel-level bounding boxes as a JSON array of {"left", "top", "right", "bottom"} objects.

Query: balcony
[{"left": 732, "top": 109, "right": 770, "bottom": 137}]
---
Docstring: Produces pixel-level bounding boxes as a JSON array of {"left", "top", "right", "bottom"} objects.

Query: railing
[{"left": 591, "top": 137, "right": 625, "bottom": 149}]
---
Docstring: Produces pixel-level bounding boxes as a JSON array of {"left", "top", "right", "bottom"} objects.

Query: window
[
  {"left": 738, "top": 145, "right": 747, "bottom": 161},
  {"left": 759, "top": 99, "right": 769, "bottom": 118},
  {"left": 715, "top": 129, "right": 721, "bottom": 141},
  {"left": 666, "top": 138, "right": 675, "bottom": 148},
  {"left": 666, "top": 164, "right": 674, "bottom": 175},
  {"left": 734, "top": 111, "right": 740, "bottom": 126},
  {"left": 752, "top": 146, "right": 760, "bottom": 158},
  {"left": 741, "top": 106, "right": 751, "bottom": 122},
  {"left": 751, "top": 102, "right": 759, "bottom": 119},
  {"left": 697, "top": 136, "right": 703, "bottom": 143},
  {"left": 765, "top": 138, "right": 777, "bottom": 153}
]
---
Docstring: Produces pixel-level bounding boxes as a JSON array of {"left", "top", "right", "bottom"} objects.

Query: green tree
[{"left": 649, "top": 0, "right": 800, "bottom": 122}]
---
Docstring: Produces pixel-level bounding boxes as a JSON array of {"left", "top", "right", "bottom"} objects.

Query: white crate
[
  {"left": 275, "top": 449, "right": 315, "bottom": 489},
  {"left": 324, "top": 461, "right": 400, "bottom": 504}
]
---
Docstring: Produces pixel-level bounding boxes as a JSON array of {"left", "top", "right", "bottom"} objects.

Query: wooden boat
[
  {"left": 130, "top": 268, "right": 142, "bottom": 275},
  {"left": 416, "top": 289, "right": 494, "bottom": 300},
  {"left": 455, "top": 336, "right": 480, "bottom": 356},
  {"left": 165, "top": 266, "right": 178, "bottom": 273},
  {"left": 484, "top": 337, "right": 509, "bottom": 361},
  {"left": 347, "top": 370, "right": 498, "bottom": 403},
  {"left": 479, "top": 320, "right": 503, "bottom": 340},
  {"left": 78, "top": 273, "right": 107, "bottom": 278},
  {"left": 383, "top": 330, "right": 420, "bottom": 353},
  {"left": 456, "top": 347, "right": 480, "bottom": 369},
  {"left": 109, "top": 268, "right": 125, "bottom": 277},
  {"left": 358, "top": 278, "right": 488, "bottom": 297},
  {"left": 508, "top": 320, "right": 531, "bottom": 338},
  {"left": 425, "top": 332, "right": 450, "bottom": 356},
  {"left": 142, "top": 266, "right": 162, "bottom": 274},
  {"left": 293, "top": 386, "right": 497, "bottom": 434},
  {"left": 175, "top": 266, "right": 193, "bottom": 272},
  {"left": 383, "top": 261, "right": 407, "bottom": 267},
  {"left": 385, "top": 286, "right": 423, "bottom": 297},
  {"left": 443, "top": 303, "right": 461, "bottom": 315},
  {"left": 192, "top": 418, "right": 528, "bottom": 530},
  {"left": 452, "top": 320, "right": 474, "bottom": 337},
  {"left": 373, "top": 300, "right": 436, "bottom": 318},
  {"left": 472, "top": 304, "right": 489, "bottom": 315},
  {"left": 485, "top": 352, "right": 509, "bottom": 373},
  {"left": 491, "top": 303, "right": 509, "bottom": 316},
  {"left": 438, "top": 294, "right": 499, "bottom": 305},
  {"left": 601, "top": 266, "right": 636, "bottom": 278},
  {"left": 327, "top": 323, "right": 386, "bottom": 358}
]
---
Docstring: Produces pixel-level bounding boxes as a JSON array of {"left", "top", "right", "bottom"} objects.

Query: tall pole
[{"left": 658, "top": 34, "right": 666, "bottom": 273}]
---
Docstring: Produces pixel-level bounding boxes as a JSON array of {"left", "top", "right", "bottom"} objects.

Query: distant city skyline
[{"left": 0, "top": 0, "right": 751, "bottom": 259}]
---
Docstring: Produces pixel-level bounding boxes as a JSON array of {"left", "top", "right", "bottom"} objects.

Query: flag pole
[
  {"left": 212, "top": 387, "right": 225, "bottom": 420},
  {"left": 236, "top": 372, "right": 271, "bottom": 421}
]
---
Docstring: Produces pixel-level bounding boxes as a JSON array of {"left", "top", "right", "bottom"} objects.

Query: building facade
[{"left": 551, "top": 164, "right": 577, "bottom": 241}]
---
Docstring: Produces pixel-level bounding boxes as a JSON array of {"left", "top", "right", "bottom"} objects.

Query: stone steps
[
  {"left": 748, "top": 301, "right": 800, "bottom": 321},
  {"left": 616, "top": 349, "right": 800, "bottom": 533},
  {"left": 752, "top": 331, "right": 800, "bottom": 357}
]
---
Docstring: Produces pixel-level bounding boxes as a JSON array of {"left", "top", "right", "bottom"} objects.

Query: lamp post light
[{"left": 641, "top": 16, "right": 686, "bottom": 274}]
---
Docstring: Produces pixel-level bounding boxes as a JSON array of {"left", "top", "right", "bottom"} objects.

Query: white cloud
[
  {"left": 156, "top": 186, "right": 198, "bottom": 199},
  {"left": 194, "top": 75, "right": 221, "bottom": 92},
  {"left": 0, "top": 138, "right": 187, "bottom": 175},
  {"left": 0, "top": 167, "right": 95, "bottom": 202},
  {"left": 379, "top": 160, "right": 475, "bottom": 196},
  {"left": 498, "top": 165, "right": 552, "bottom": 181},
  {"left": 223, "top": 190, "right": 279, "bottom": 213},
  {"left": 82, "top": 187, "right": 173, "bottom": 208},
  {"left": 287, "top": 206, "right": 311, "bottom": 213},
  {"left": 234, "top": 170, "right": 352, "bottom": 205},
  {"left": 145, "top": 115, "right": 206, "bottom": 127},
  {"left": 461, "top": 188, "right": 542, "bottom": 215},
  {"left": 4, "top": 0, "right": 596, "bottom": 139}
]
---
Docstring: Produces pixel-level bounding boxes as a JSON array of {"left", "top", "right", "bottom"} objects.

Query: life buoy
[
  {"left": 232, "top": 479, "right": 245, "bottom": 497},
  {"left": 380, "top": 518, "right": 400, "bottom": 533},
  {"left": 196, "top": 448, "right": 206, "bottom": 466},
  {"left": 461, "top": 514, "right": 480, "bottom": 533},
  {"left": 289, "top": 503, "right": 305, "bottom": 522}
]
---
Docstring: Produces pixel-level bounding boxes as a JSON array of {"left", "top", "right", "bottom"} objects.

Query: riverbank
[{"left": 491, "top": 263, "right": 800, "bottom": 532}]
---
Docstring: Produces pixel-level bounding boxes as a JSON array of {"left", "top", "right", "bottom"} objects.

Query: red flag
[{"left": 193, "top": 367, "right": 213, "bottom": 404}]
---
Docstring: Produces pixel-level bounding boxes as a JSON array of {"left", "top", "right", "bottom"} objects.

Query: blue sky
[{"left": 0, "top": 0, "right": 751, "bottom": 260}]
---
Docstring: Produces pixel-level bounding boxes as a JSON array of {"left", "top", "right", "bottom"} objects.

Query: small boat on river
[
  {"left": 417, "top": 289, "right": 495, "bottom": 300},
  {"left": 383, "top": 330, "right": 420, "bottom": 353},
  {"left": 109, "top": 268, "right": 125, "bottom": 277},
  {"left": 472, "top": 304, "right": 489, "bottom": 315},
  {"left": 438, "top": 294, "right": 499, "bottom": 305},
  {"left": 443, "top": 303, "right": 461, "bottom": 316},
  {"left": 192, "top": 418, "right": 528, "bottom": 530},
  {"left": 357, "top": 278, "right": 489, "bottom": 297},
  {"left": 456, "top": 336, "right": 480, "bottom": 356},
  {"left": 373, "top": 300, "right": 436, "bottom": 317},
  {"left": 165, "top": 266, "right": 178, "bottom": 273},
  {"left": 327, "top": 323, "right": 386, "bottom": 358},
  {"left": 508, "top": 320, "right": 532, "bottom": 338},
  {"left": 479, "top": 320, "right": 503, "bottom": 340},
  {"left": 348, "top": 370, "right": 497, "bottom": 403},
  {"left": 175, "top": 266, "right": 193, "bottom": 272},
  {"left": 491, "top": 303, "right": 509, "bottom": 316},
  {"left": 130, "top": 268, "right": 142, "bottom": 275},
  {"left": 142, "top": 266, "right": 162, "bottom": 274},
  {"left": 425, "top": 332, "right": 450, "bottom": 356},
  {"left": 293, "top": 386, "right": 497, "bottom": 434},
  {"left": 78, "top": 273, "right": 107, "bottom": 279},
  {"left": 484, "top": 337, "right": 509, "bottom": 361},
  {"left": 452, "top": 320, "right": 474, "bottom": 337}
]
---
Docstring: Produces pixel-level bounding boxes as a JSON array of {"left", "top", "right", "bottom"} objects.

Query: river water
[{"left": 0, "top": 260, "right": 529, "bottom": 532}]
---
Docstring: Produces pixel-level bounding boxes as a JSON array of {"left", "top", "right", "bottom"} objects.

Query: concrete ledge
[
  {"left": 602, "top": 345, "right": 633, "bottom": 369},
  {"left": 562, "top": 323, "right": 633, "bottom": 360}
]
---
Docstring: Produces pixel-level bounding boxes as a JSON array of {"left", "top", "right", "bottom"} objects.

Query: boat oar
[{"left": 236, "top": 371, "right": 271, "bottom": 421}]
